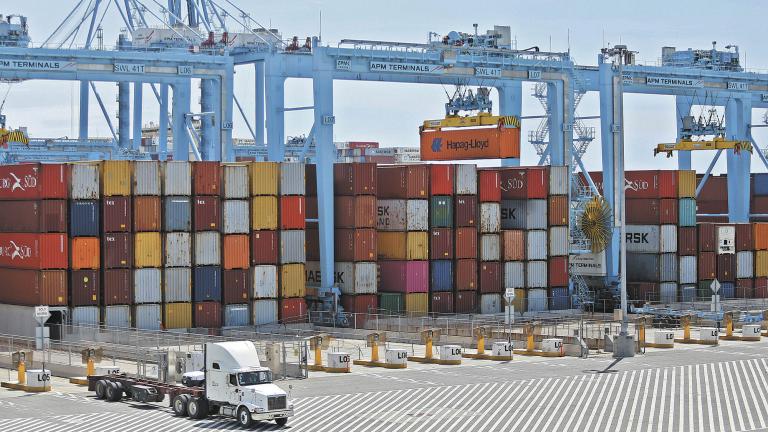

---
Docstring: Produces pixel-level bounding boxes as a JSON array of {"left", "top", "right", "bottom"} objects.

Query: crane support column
[
  {"left": 726, "top": 97, "right": 752, "bottom": 222},
  {"left": 547, "top": 80, "right": 565, "bottom": 166},
  {"left": 132, "top": 83, "right": 143, "bottom": 151},
  {"left": 676, "top": 96, "right": 693, "bottom": 170},
  {"left": 255, "top": 61, "right": 266, "bottom": 147},
  {"left": 266, "top": 60, "right": 286, "bottom": 162},
  {"left": 158, "top": 84, "right": 169, "bottom": 161},
  {"left": 171, "top": 80, "right": 191, "bottom": 161},
  {"left": 200, "top": 78, "right": 218, "bottom": 161},
  {"left": 118, "top": 82, "right": 131, "bottom": 149},
  {"left": 598, "top": 60, "right": 620, "bottom": 281},
  {"left": 78, "top": 81, "right": 89, "bottom": 142},
  {"left": 221, "top": 73, "right": 235, "bottom": 162},
  {"left": 498, "top": 82, "right": 521, "bottom": 167}
]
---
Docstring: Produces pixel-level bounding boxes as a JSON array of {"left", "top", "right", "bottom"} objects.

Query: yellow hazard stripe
[
  {"left": 501, "top": 116, "right": 520, "bottom": 128},
  {"left": 6, "top": 131, "right": 28, "bottom": 144}
]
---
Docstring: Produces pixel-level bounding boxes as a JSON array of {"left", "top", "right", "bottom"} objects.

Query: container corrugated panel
[
  {"left": 756, "top": 278, "right": 768, "bottom": 298},
  {"left": 164, "top": 197, "right": 191, "bottom": 231},
  {"left": 454, "top": 164, "right": 477, "bottom": 195},
  {"left": 194, "top": 266, "right": 222, "bottom": 301},
  {"left": 548, "top": 257, "right": 568, "bottom": 287},
  {"left": 223, "top": 235, "right": 250, "bottom": 270},
  {"left": 504, "top": 261, "right": 525, "bottom": 289},
  {"left": 455, "top": 259, "right": 477, "bottom": 291},
  {"left": 430, "top": 260, "right": 453, "bottom": 292},
  {"left": 479, "top": 262, "right": 501, "bottom": 293},
  {"left": 429, "top": 196, "right": 453, "bottom": 228},
  {"left": 526, "top": 230, "right": 547, "bottom": 261},
  {"left": 455, "top": 227, "right": 477, "bottom": 260},
  {"left": 103, "top": 269, "right": 132, "bottom": 305},
  {"left": 478, "top": 169, "right": 501, "bottom": 202},
  {"left": 195, "top": 302, "right": 222, "bottom": 327},
  {"left": 625, "top": 225, "right": 661, "bottom": 253},
  {"left": 336, "top": 262, "right": 377, "bottom": 295},
  {"left": 430, "top": 228, "right": 453, "bottom": 260},
  {"left": 279, "top": 163, "right": 305, "bottom": 195},
  {"left": 134, "top": 232, "right": 162, "bottom": 268},
  {"left": 133, "top": 161, "right": 161, "bottom": 196},
  {"left": 756, "top": 251, "right": 768, "bottom": 277},
  {"left": 479, "top": 203, "right": 501, "bottom": 233},
  {"left": 280, "top": 230, "right": 306, "bottom": 264},
  {"left": 678, "top": 227, "right": 697, "bottom": 255},
  {"left": 678, "top": 170, "right": 696, "bottom": 198},
  {"left": 378, "top": 261, "right": 428, "bottom": 293},
  {"left": 334, "top": 196, "right": 375, "bottom": 228},
  {"left": 527, "top": 289, "right": 548, "bottom": 312},
  {"left": 70, "top": 162, "right": 100, "bottom": 199},
  {"left": 0, "top": 200, "right": 66, "bottom": 233},
  {"left": 102, "top": 197, "right": 131, "bottom": 233},
  {"left": 250, "top": 162, "right": 279, "bottom": 196},
  {"left": 480, "top": 293, "right": 502, "bottom": 314},
  {"left": 0, "top": 269, "right": 66, "bottom": 306},
  {"left": 549, "top": 166, "right": 569, "bottom": 195},
  {"left": 736, "top": 279, "right": 754, "bottom": 299},
  {"left": 735, "top": 224, "right": 753, "bottom": 251},
  {"left": 502, "top": 230, "right": 525, "bottom": 261},
  {"left": 223, "top": 200, "right": 249, "bottom": 234},
  {"left": 333, "top": 163, "right": 377, "bottom": 196},
  {"left": 679, "top": 256, "right": 697, "bottom": 285},
  {"left": 70, "top": 200, "right": 100, "bottom": 237},
  {"left": 134, "top": 268, "right": 162, "bottom": 303},
  {"left": 164, "top": 232, "right": 191, "bottom": 267},
  {"left": 377, "top": 199, "right": 406, "bottom": 231},
  {"left": 737, "top": 251, "right": 754, "bottom": 279},
  {"left": 334, "top": 229, "right": 376, "bottom": 262},
  {"left": 454, "top": 291, "right": 476, "bottom": 313},
  {"left": 756, "top": 224, "right": 768, "bottom": 250},
  {"left": 252, "top": 265, "right": 278, "bottom": 298},
  {"left": 378, "top": 232, "right": 407, "bottom": 260},
  {"left": 377, "top": 165, "right": 429, "bottom": 199},
  {"left": 135, "top": 304, "right": 162, "bottom": 330},
  {"left": 164, "top": 161, "right": 191, "bottom": 196},
  {"left": 429, "top": 165, "right": 454, "bottom": 195},
  {"left": 164, "top": 303, "right": 193, "bottom": 329},
  {"left": 500, "top": 200, "right": 526, "bottom": 230},
  {"left": 548, "top": 196, "right": 568, "bottom": 226},
  {"left": 71, "top": 237, "right": 100, "bottom": 270},
  {"left": 280, "top": 297, "right": 306, "bottom": 323},
  {"left": 717, "top": 254, "right": 735, "bottom": 282},
  {"left": 660, "top": 253, "right": 678, "bottom": 282},
  {"left": 223, "top": 269, "right": 250, "bottom": 304},
  {"left": 660, "top": 282, "right": 677, "bottom": 304},
  {"left": 379, "top": 292, "right": 404, "bottom": 313},
  {"left": 253, "top": 299, "right": 279, "bottom": 325},
  {"left": 627, "top": 253, "right": 660, "bottom": 282},
  {"left": 660, "top": 225, "right": 678, "bottom": 253},
  {"left": 72, "top": 306, "right": 100, "bottom": 326},
  {"left": 193, "top": 162, "right": 221, "bottom": 195},
  {"left": 404, "top": 231, "right": 427, "bottom": 260},
  {"left": 480, "top": 234, "right": 500, "bottom": 261},
  {"left": 629, "top": 282, "right": 659, "bottom": 302},
  {"left": 251, "top": 231, "right": 279, "bottom": 265},
  {"left": 500, "top": 167, "right": 548, "bottom": 199},
  {"left": 71, "top": 269, "right": 99, "bottom": 306},
  {"left": 721, "top": 282, "right": 735, "bottom": 299},
  {"left": 430, "top": 292, "right": 453, "bottom": 314},
  {"left": 455, "top": 195, "right": 477, "bottom": 227},
  {"left": 101, "top": 160, "right": 132, "bottom": 196},
  {"left": 698, "top": 223, "right": 716, "bottom": 252},
  {"left": 526, "top": 261, "right": 547, "bottom": 288},
  {"left": 133, "top": 196, "right": 161, "bottom": 232},
  {"left": 678, "top": 198, "right": 696, "bottom": 227},
  {"left": 280, "top": 196, "right": 306, "bottom": 230},
  {"left": 405, "top": 293, "right": 428, "bottom": 315},
  {"left": 104, "top": 305, "right": 131, "bottom": 328},
  {"left": 280, "top": 263, "right": 306, "bottom": 298},
  {"left": 251, "top": 196, "right": 278, "bottom": 230},
  {"left": 549, "top": 287, "right": 570, "bottom": 310},
  {"left": 164, "top": 267, "right": 192, "bottom": 302},
  {"left": 223, "top": 164, "right": 249, "bottom": 199},
  {"left": 526, "top": 200, "right": 548, "bottom": 230},
  {"left": 698, "top": 252, "right": 717, "bottom": 280},
  {"left": 195, "top": 232, "right": 221, "bottom": 266},
  {"left": 407, "top": 200, "right": 429, "bottom": 231},
  {"left": 549, "top": 226, "right": 568, "bottom": 257},
  {"left": 194, "top": 196, "right": 220, "bottom": 231},
  {"left": 224, "top": 304, "right": 250, "bottom": 327}
]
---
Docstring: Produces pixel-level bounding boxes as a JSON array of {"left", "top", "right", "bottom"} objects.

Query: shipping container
[
  {"left": 135, "top": 304, "right": 162, "bottom": 330},
  {"left": 527, "top": 289, "right": 548, "bottom": 312},
  {"left": 429, "top": 164, "right": 454, "bottom": 195},
  {"left": 407, "top": 200, "right": 429, "bottom": 231},
  {"left": 164, "top": 197, "right": 191, "bottom": 231},
  {"left": 678, "top": 227, "right": 697, "bottom": 255},
  {"left": 548, "top": 257, "right": 568, "bottom": 287},
  {"left": 453, "top": 291, "right": 476, "bottom": 313},
  {"left": 280, "top": 263, "right": 306, "bottom": 298},
  {"left": 756, "top": 278, "right": 768, "bottom": 298},
  {"left": 252, "top": 265, "right": 278, "bottom": 298},
  {"left": 480, "top": 293, "right": 503, "bottom": 314},
  {"left": 628, "top": 282, "right": 659, "bottom": 302},
  {"left": 591, "top": 170, "right": 678, "bottom": 199},
  {"left": 223, "top": 304, "right": 250, "bottom": 327},
  {"left": 222, "top": 200, "right": 249, "bottom": 234},
  {"left": 133, "top": 161, "right": 160, "bottom": 196},
  {"left": 164, "top": 302, "right": 193, "bottom": 329},
  {"left": 549, "top": 226, "right": 568, "bottom": 257},
  {"left": 279, "top": 163, "right": 305, "bottom": 196},
  {"left": 251, "top": 196, "right": 278, "bottom": 230},
  {"left": 193, "top": 266, "right": 222, "bottom": 302},
  {"left": 70, "top": 162, "right": 100, "bottom": 199},
  {"left": 625, "top": 199, "right": 678, "bottom": 225},
  {"left": 341, "top": 294, "right": 378, "bottom": 321},
  {"left": 757, "top": 251, "right": 768, "bottom": 277},
  {"left": 736, "top": 279, "right": 754, "bottom": 299},
  {"left": 334, "top": 163, "right": 377, "bottom": 196},
  {"left": 430, "top": 228, "right": 453, "bottom": 259},
  {"left": 102, "top": 197, "right": 131, "bottom": 233},
  {"left": 680, "top": 285, "right": 697, "bottom": 302},
  {"left": 404, "top": 293, "right": 428, "bottom": 315},
  {"left": 454, "top": 165, "right": 477, "bottom": 195},
  {"left": 679, "top": 198, "right": 697, "bottom": 227},
  {"left": 103, "top": 269, "right": 132, "bottom": 305},
  {"left": 549, "top": 287, "right": 570, "bottom": 310},
  {"left": 133, "top": 196, "right": 161, "bottom": 232},
  {"left": 134, "top": 268, "right": 162, "bottom": 303},
  {"left": 502, "top": 230, "right": 525, "bottom": 261},
  {"left": 280, "top": 230, "right": 306, "bottom": 264},
  {"left": 72, "top": 306, "right": 100, "bottom": 326},
  {"left": 192, "top": 162, "right": 221, "bottom": 196},
  {"left": 104, "top": 305, "right": 131, "bottom": 328},
  {"left": 70, "top": 269, "right": 99, "bottom": 306},
  {"left": 754, "top": 173, "right": 768, "bottom": 196},
  {"left": 164, "top": 161, "right": 192, "bottom": 196},
  {"left": 279, "top": 298, "right": 307, "bottom": 323},
  {"left": 70, "top": 200, "right": 100, "bottom": 236},
  {"left": 194, "top": 302, "right": 222, "bottom": 328},
  {"left": 0, "top": 163, "right": 68, "bottom": 200},
  {"left": 71, "top": 237, "right": 99, "bottom": 270},
  {"left": 379, "top": 292, "right": 404, "bottom": 313},
  {"left": 253, "top": 299, "right": 278, "bottom": 325},
  {"left": 195, "top": 231, "right": 221, "bottom": 266},
  {"left": 624, "top": 225, "right": 676, "bottom": 254},
  {"left": 430, "top": 260, "right": 453, "bottom": 292},
  {"left": 480, "top": 234, "right": 500, "bottom": 261},
  {"left": 103, "top": 233, "right": 132, "bottom": 268},
  {"left": 0, "top": 200, "right": 66, "bottom": 233},
  {"left": 335, "top": 195, "right": 376, "bottom": 228},
  {"left": 133, "top": 232, "right": 160, "bottom": 268},
  {"left": 548, "top": 196, "right": 568, "bottom": 226},
  {"left": 698, "top": 252, "right": 717, "bottom": 280},
  {"left": 455, "top": 195, "right": 477, "bottom": 227},
  {"left": 500, "top": 167, "right": 548, "bottom": 199},
  {"left": 164, "top": 267, "right": 192, "bottom": 303},
  {"left": 526, "top": 230, "right": 547, "bottom": 261},
  {"left": 699, "top": 224, "right": 717, "bottom": 252},
  {"left": 660, "top": 253, "right": 678, "bottom": 282},
  {"left": 250, "top": 162, "right": 279, "bottom": 196},
  {"left": 499, "top": 200, "right": 527, "bottom": 230},
  {"left": 336, "top": 262, "right": 377, "bottom": 295},
  {"left": 627, "top": 253, "right": 660, "bottom": 282},
  {"left": 0, "top": 269, "right": 66, "bottom": 306},
  {"left": 164, "top": 232, "right": 191, "bottom": 267},
  {"left": 659, "top": 282, "right": 677, "bottom": 304},
  {"left": 430, "top": 196, "right": 453, "bottom": 228},
  {"left": 335, "top": 228, "right": 377, "bottom": 262},
  {"left": 101, "top": 160, "right": 132, "bottom": 196},
  {"left": 429, "top": 292, "right": 453, "bottom": 314},
  {"left": 755, "top": 224, "right": 768, "bottom": 250},
  {"left": 194, "top": 196, "right": 220, "bottom": 231},
  {"left": 222, "top": 164, "right": 249, "bottom": 199},
  {"left": 716, "top": 225, "right": 736, "bottom": 254},
  {"left": 455, "top": 227, "right": 477, "bottom": 259},
  {"left": 223, "top": 269, "right": 250, "bottom": 304},
  {"left": 0, "top": 233, "right": 67, "bottom": 269},
  {"left": 678, "top": 170, "right": 696, "bottom": 198},
  {"left": 378, "top": 261, "right": 428, "bottom": 293},
  {"left": 549, "top": 166, "right": 569, "bottom": 196},
  {"left": 479, "top": 203, "right": 501, "bottom": 233},
  {"left": 377, "top": 165, "right": 429, "bottom": 199},
  {"left": 479, "top": 262, "right": 502, "bottom": 293},
  {"left": 455, "top": 259, "right": 477, "bottom": 291},
  {"left": 251, "top": 231, "right": 279, "bottom": 265},
  {"left": 679, "top": 256, "right": 697, "bottom": 285},
  {"left": 735, "top": 224, "right": 754, "bottom": 251},
  {"left": 736, "top": 251, "right": 754, "bottom": 279},
  {"left": 477, "top": 169, "right": 501, "bottom": 203},
  {"left": 378, "top": 232, "right": 407, "bottom": 260},
  {"left": 504, "top": 261, "right": 525, "bottom": 289},
  {"left": 278, "top": 196, "right": 305, "bottom": 230},
  {"left": 526, "top": 261, "right": 547, "bottom": 288},
  {"left": 377, "top": 199, "right": 406, "bottom": 231}
]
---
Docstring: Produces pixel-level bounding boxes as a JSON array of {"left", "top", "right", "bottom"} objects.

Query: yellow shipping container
[
  {"left": 101, "top": 160, "right": 132, "bottom": 196},
  {"left": 378, "top": 232, "right": 407, "bottom": 260},
  {"left": 678, "top": 170, "right": 696, "bottom": 198},
  {"left": 406, "top": 231, "right": 429, "bottom": 260},
  {"left": 164, "top": 303, "right": 192, "bottom": 329},
  {"left": 251, "top": 196, "right": 278, "bottom": 230},
  {"left": 757, "top": 251, "right": 768, "bottom": 277},
  {"left": 250, "top": 162, "right": 280, "bottom": 196},
  {"left": 281, "top": 263, "right": 306, "bottom": 298},
  {"left": 405, "top": 293, "right": 428, "bottom": 315},
  {"left": 511, "top": 288, "right": 527, "bottom": 313},
  {"left": 135, "top": 232, "right": 162, "bottom": 268}
]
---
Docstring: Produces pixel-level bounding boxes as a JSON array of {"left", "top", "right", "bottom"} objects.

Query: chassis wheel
[
  {"left": 173, "top": 394, "right": 191, "bottom": 417},
  {"left": 106, "top": 381, "right": 123, "bottom": 402},
  {"left": 187, "top": 397, "right": 209, "bottom": 420},
  {"left": 237, "top": 407, "right": 253, "bottom": 428},
  {"left": 94, "top": 380, "right": 108, "bottom": 399},
  {"left": 275, "top": 417, "right": 288, "bottom": 427}
]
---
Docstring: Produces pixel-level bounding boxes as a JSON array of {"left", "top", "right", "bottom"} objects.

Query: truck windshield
[{"left": 237, "top": 371, "right": 272, "bottom": 386}]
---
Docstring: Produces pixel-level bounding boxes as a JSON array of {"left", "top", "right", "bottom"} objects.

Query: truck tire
[
  {"left": 95, "top": 380, "right": 108, "bottom": 399},
  {"left": 237, "top": 407, "right": 253, "bottom": 428},
  {"left": 172, "top": 394, "right": 191, "bottom": 417},
  {"left": 275, "top": 417, "right": 288, "bottom": 427},
  {"left": 187, "top": 397, "right": 209, "bottom": 420},
  {"left": 106, "top": 382, "right": 123, "bottom": 402}
]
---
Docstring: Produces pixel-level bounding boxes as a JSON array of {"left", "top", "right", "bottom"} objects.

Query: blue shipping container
[
  {"left": 70, "top": 200, "right": 100, "bottom": 236},
  {"left": 755, "top": 173, "right": 768, "bottom": 196},
  {"left": 224, "top": 304, "right": 250, "bottom": 326},
  {"left": 430, "top": 260, "right": 453, "bottom": 292},
  {"left": 680, "top": 285, "right": 696, "bottom": 303},
  {"left": 549, "top": 287, "right": 570, "bottom": 310},
  {"left": 194, "top": 266, "right": 222, "bottom": 302},
  {"left": 164, "top": 197, "right": 192, "bottom": 231},
  {"left": 721, "top": 282, "right": 735, "bottom": 299},
  {"left": 678, "top": 198, "right": 696, "bottom": 227}
]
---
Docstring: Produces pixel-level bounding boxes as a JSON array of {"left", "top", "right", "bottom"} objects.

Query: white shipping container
[
  {"left": 224, "top": 304, "right": 250, "bottom": 327},
  {"left": 660, "top": 225, "right": 678, "bottom": 253},
  {"left": 454, "top": 164, "right": 477, "bottom": 195},
  {"left": 527, "top": 289, "right": 548, "bottom": 312},
  {"left": 223, "top": 200, "right": 249, "bottom": 234},
  {"left": 164, "top": 161, "right": 191, "bottom": 196},
  {"left": 737, "top": 251, "right": 754, "bottom": 279},
  {"left": 660, "top": 253, "right": 678, "bottom": 283},
  {"left": 134, "top": 268, "right": 162, "bottom": 303},
  {"left": 104, "top": 305, "right": 131, "bottom": 328},
  {"left": 133, "top": 161, "right": 161, "bottom": 195},
  {"left": 252, "top": 265, "right": 278, "bottom": 298},
  {"left": 377, "top": 199, "right": 407, "bottom": 231},
  {"left": 526, "top": 200, "right": 548, "bottom": 230},
  {"left": 70, "top": 163, "right": 100, "bottom": 199},
  {"left": 72, "top": 306, "right": 100, "bottom": 326},
  {"left": 549, "top": 226, "right": 568, "bottom": 257},
  {"left": 280, "top": 163, "right": 305, "bottom": 195},
  {"left": 679, "top": 256, "right": 697, "bottom": 285},
  {"left": 164, "top": 267, "right": 192, "bottom": 302},
  {"left": 504, "top": 262, "right": 525, "bottom": 289},
  {"left": 280, "top": 230, "right": 306, "bottom": 264},
  {"left": 480, "top": 293, "right": 502, "bottom": 314},
  {"left": 253, "top": 299, "right": 279, "bottom": 326},
  {"left": 660, "top": 282, "right": 677, "bottom": 304},
  {"left": 223, "top": 164, "right": 249, "bottom": 199},
  {"left": 526, "top": 230, "right": 548, "bottom": 260},
  {"left": 165, "top": 233, "right": 191, "bottom": 267},
  {"left": 480, "top": 203, "right": 501, "bottom": 233},
  {"left": 625, "top": 225, "right": 660, "bottom": 253},
  {"left": 195, "top": 232, "right": 221, "bottom": 265},
  {"left": 135, "top": 304, "right": 162, "bottom": 330},
  {"left": 335, "top": 262, "right": 377, "bottom": 295},
  {"left": 406, "top": 200, "right": 429, "bottom": 231},
  {"left": 480, "top": 234, "right": 500, "bottom": 261},
  {"left": 716, "top": 225, "right": 736, "bottom": 254},
  {"left": 526, "top": 261, "right": 547, "bottom": 288},
  {"left": 549, "top": 166, "right": 569, "bottom": 195}
]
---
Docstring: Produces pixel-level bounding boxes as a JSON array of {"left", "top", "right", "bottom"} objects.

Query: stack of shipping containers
[
  {"left": 163, "top": 161, "right": 193, "bottom": 329},
  {"left": 754, "top": 174, "right": 768, "bottom": 221},
  {"left": 548, "top": 166, "right": 570, "bottom": 310},
  {"left": 131, "top": 161, "right": 163, "bottom": 330},
  {"left": 735, "top": 223, "right": 755, "bottom": 299},
  {"left": 479, "top": 168, "right": 503, "bottom": 314},
  {"left": 250, "top": 162, "right": 280, "bottom": 326},
  {"left": 453, "top": 165, "right": 478, "bottom": 314},
  {"left": 221, "top": 164, "right": 251, "bottom": 327},
  {"left": 279, "top": 163, "right": 307, "bottom": 323},
  {"left": 192, "top": 162, "right": 222, "bottom": 328},
  {"left": 756, "top": 224, "right": 768, "bottom": 296},
  {"left": 429, "top": 165, "right": 456, "bottom": 314},
  {"left": 102, "top": 163, "right": 133, "bottom": 328}
]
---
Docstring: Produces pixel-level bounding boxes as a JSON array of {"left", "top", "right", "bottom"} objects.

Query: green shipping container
[
  {"left": 379, "top": 292, "right": 404, "bottom": 314},
  {"left": 430, "top": 196, "right": 453, "bottom": 228},
  {"left": 698, "top": 280, "right": 714, "bottom": 299}
]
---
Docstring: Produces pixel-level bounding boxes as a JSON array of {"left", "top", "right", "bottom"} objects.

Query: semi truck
[{"left": 87, "top": 341, "right": 294, "bottom": 427}]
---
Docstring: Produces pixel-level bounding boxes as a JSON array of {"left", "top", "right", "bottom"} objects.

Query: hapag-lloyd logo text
[
  {"left": 445, "top": 139, "right": 489, "bottom": 151},
  {"left": 0, "top": 241, "right": 33, "bottom": 260},
  {"left": 0, "top": 172, "right": 36, "bottom": 192}
]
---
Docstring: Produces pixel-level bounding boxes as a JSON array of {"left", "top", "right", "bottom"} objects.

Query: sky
[{"left": 2, "top": 0, "right": 767, "bottom": 173}]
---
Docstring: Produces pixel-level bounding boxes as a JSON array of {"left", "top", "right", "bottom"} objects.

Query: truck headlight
[{"left": 253, "top": 407, "right": 264, "bottom": 413}]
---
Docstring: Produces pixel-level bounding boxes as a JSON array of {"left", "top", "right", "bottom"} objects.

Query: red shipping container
[
  {"left": 455, "top": 259, "right": 477, "bottom": 291},
  {"left": 341, "top": 294, "right": 377, "bottom": 314},
  {"left": 753, "top": 196, "right": 768, "bottom": 214},
  {"left": 193, "top": 161, "right": 221, "bottom": 196},
  {"left": 736, "top": 279, "right": 754, "bottom": 299},
  {"left": 478, "top": 169, "right": 501, "bottom": 202},
  {"left": 697, "top": 174, "right": 727, "bottom": 202},
  {"left": 378, "top": 261, "right": 428, "bottom": 293},
  {"left": 755, "top": 278, "right": 768, "bottom": 299},
  {"left": 306, "top": 228, "right": 319, "bottom": 261},
  {"left": 103, "top": 269, "right": 132, "bottom": 305},
  {"left": 305, "top": 164, "right": 317, "bottom": 197},
  {"left": 479, "top": 262, "right": 502, "bottom": 293},
  {"left": 71, "top": 269, "right": 100, "bottom": 306},
  {"left": 717, "top": 254, "right": 735, "bottom": 282},
  {"left": 0, "top": 233, "right": 67, "bottom": 269},
  {"left": 280, "top": 196, "right": 306, "bottom": 230},
  {"left": 678, "top": 227, "right": 697, "bottom": 255},
  {"left": 0, "top": 200, "right": 67, "bottom": 233},
  {"left": 335, "top": 228, "right": 376, "bottom": 262},
  {"left": 548, "top": 257, "right": 568, "bottom": 287},
  {"left": 455, "top": 195, "right": 477, "bottom": 227},
  {"left": 735, "top": 224, "right": 754, "bottom": 251},
  {"left": 333, "top": 163, "right": 377, "bottom": 196},
  {"left": 0, "top": 268, "right": 67, "bottom": 306},
  {"left": 251, "top": 231, "right": 278, "bottom": 265},
  {"left": 194, "top": 196, "right": 220, "bottom": 231},
  {"left": 194, "top": 302, "right": 222, "bottom": 328},
  {"left": 306, "top": 196, "right": 318, "bottom": 219},
  {"left": 454, "top": 291, "right": 477, "bottom": 313},
  {"left": 279, "top": 298, "right": 307, "bottom": 323},
  {"left": 429, "top": 164, "right": 454, "bottom": 196},
  {"left": 349, "top": 141, "right": 379, "bottom": 149},
  {"left": 103, "top": 233, "right": 132, "bottom": 268},
  {"left": 698, "top": 252, "right": 717, "bottom": 280},
  {"left": 628, "top": 282, "right": 659, "bottom": 301},
  {"left": 698, "top": 224, "right": 716, "bottom": 252},
  {"left": 430, "top": 292, "right": 453, "bottom": 314},
  {"left": 223, "top": 269, "right": 251, "bottom": 304},
  {"left": 430, "top": 228, "right": 454, "bottom": 260},
  {"left": 697, "top": 200, "right": 728, "bottom": 214},
  {"left": 377, "top": 165, "right": 429, "bottom": 199},
  {"left": 133, "top": 196, "right": 161, "bottom": 231},
  {"left": 223, "top": 235, "right": 250, "bottom": 269},
  {"left": 548, "top": 196, "right": 569, "bottom": 226},
  {"left": 455, "top": 227, "right": 477, "bottom": 260},
  {"left": 500, "top": 167, "right": 548, "bottom": 199},
  {"left": 0, "top": 163, "right": 68, "bottom": 200},
  {"left": 103, "top": 196, "right": 132, "bottom": 233},
  {"left": 334, "top": 196, "right": 376, "bottom": 228},
  {"left": 626, "top": 199, "right": 677, "bottom": 225},
  {"left": 590, "top": 170, "right": 677, "bottom": 199}
]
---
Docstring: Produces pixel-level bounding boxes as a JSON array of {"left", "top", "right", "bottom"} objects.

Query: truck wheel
[
  {"left": 275, "top": 417, "right": 288, "bottom": 427},
  {"left": 172, "top": 394, "right": 191, "bottom": 417},
  {"left": 188, "top": 397, "right": 209, "bottom": 420},
  {"left": 95, "top": 380, "right": 108, "bottom": 399},
  {"left": 106, "top": 382, "right": 123, "bottom": 402},
  {"left": 237, "top": 407, "right": 253, "bottom": 428}
]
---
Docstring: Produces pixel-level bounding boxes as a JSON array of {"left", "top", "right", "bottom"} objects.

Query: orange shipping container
[
  {"left": 548, "top": 195, "right": 569, "bottom": 226},
  {"left": 502, "top": 230, "right": 525, "bottom": 261},
  {"left": 756, "top": 223, "right": 768, "bottom": 250},
  {"left": 420, "top": 124, "right": 520, "bottom": 161},
  {"left": 223, "top": 235, "right": 250, "bottom": 269},
  {"left": 134, "top": 196, "right": 161, "bottom": 231},
  {"left": 71, "top": 237, "right": 100, "bottom": 270},
  {"left": 280, "top": 196, "right": 306, "bottom": 230}
]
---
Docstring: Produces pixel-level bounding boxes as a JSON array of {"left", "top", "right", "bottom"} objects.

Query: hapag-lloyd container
[
  {"left": 429, "top": 164, "right": 454, "bottom": 195},
  {"left": 194, "top": 266, "right": 222, "bottom": 301},
  {"left": 430, "top": 260, "right": 453, "bottom": 292},
  {"left": 0, "top": 233, "right": 68, "bottom": 269},
  {"left": 163, "top": 161, "right": 191, "bottom": 196},
  {"left": 164, "top": 197, "right": 191, "bottom": 231},
  {"left": 454, "top": 164, "right": 477, "bottom": 195},
  {"left": 479, "top": 203, "right": 501, "bottom": 233},
  {"left": 378, "top": 261, "right": 428, "bottom": 293},
  {"left": 223, "top": 269, "right": 250, "bottom": 304},
  {"left": 377, "top": 199, "right": 407, "bottom": 231},
  {"left": 504, "top": 261, "right": 525, "bottom": 289},
  {"left": 549, "top": 166, "right": 569, "bottom": 195},
  {"left": 502, "top": 230, "right": 525, "bottom": 261},
  {"left": 455, "top": 227, "right": 477, "bottom": 259},
  {"left": 527, "top": 230, "right": 547, "bottom": 260},
  {"left": 253, "top": 299, "right": 278, "bottom": 325},
  {"left": 478, "top": 169, "right": 501, "bottom": 202},
  {"left": 500, "top": 167, "right": 548, "bottom": 199},
  {"left": 480, "top": 293, "right": 502, "bottom": 314},
  {"left": 407, "top": 200, "right": 429, "bottom": 231},
  {"left": 429, "top": 196, "right": 453, "bottom": 228},
  {"left": 678, "top": 227, "right": 697, "bottom": 255},
  {"left": 102, "top": 197, "right": 131, "bottom": 233},
  {"left": 377, "top": 165, "right": 429, "bottom": 199},
  {"left": 737, "top": 251, "right": 754, "bottom": 279},
  {"left": 0, "top": 163, "right": 68, "bottom": 200},
  {"left": 280, "top": 230, "right": 306, "bottom": 264},
  {"left": 430, "top": 292, "right": 453, "bottom": 314},
  {"left": 134, "top": 232, "right": 161, "bottom": 268},
  {"left": 0, "top": 200, "right": 67, "bottom": 233},
  {"left": 480, "top": 234, "right": 500, "bottom": 261},
  {"left": 71, "top": 237, "right": 99, "bottom": 270},
  {"left": 194, "top": 196, "right": 220, "bottom": 231},
  {"left": 479, "top": 262, "right": 501, "bottom": 293},
  {"left": 134, "top": 268, "right": 162, "bottom": 303},
  {"left": 679, "top": 256, "right": 697, "bottom": 284},
  {"left": 334, "top": 163, "right": 377, "bottom": 195},
  {"left": 195, "top": 232, "right": 221, "bottom": 265},
  {"left": 0, "top": 269, "right": 66, "bottom": 306},
  {"left": 249, "top": 162, "right": 279, "bottom": 196},
  {"left": 71, "top": 269, "right": 99, "bottom": 306},
  {"left": 72, "top": 307, "right": 100, "bottom": 326},
  {"left": 101, "top": 160, "right": 132, "bottom": 196},
  {"left": 133, "top": 161, "right": 161, "bottom": 196},
  {"left": 70, "top": 200, "right": 99, "bottom": 237},
  {"left": 251, "top": 231, "right": 278, "bottom": 265},
  {"left": 104, "top": 306, "right": 131, "bottom": 328},
  {"left": 135, "top": 304, "right": 162, "bottom": 330},
  {"left": 164, "top": 267, "right": 192, "bottom": 302},
  {"left": 455, "top": 195, "right": 477, "bottom": 227},
  {"left": 164, "top": 232, "right": 191, "bottom": 267},
  {"left": 223, "top": 235, "right": 250, "bottom": 269},
  {"left": 280, "top": 263, "right": 306, "bottom": 298},
  {"left": 279, "top": 298, "right": 307, "bottom": 323},
  {"left": 430, "top": 228, "right": 453, "bottom": 259},
  {"left": 526, "top": 261, "right": 547, "bottom": 288},
  {"left": 222, "top": 164, "right": 249, "bottom": 199},
  {"left": 335, "top": 229, "right": 376, "bottom": 262},
  {"left": 103, "top": 269, "right": 131, "bottom": 305},
  {"left": 223, "top": 200, "right": 249, "bottom": 234},
  {"left": 133, "top": 196, "right": 161, "bottom": 231},
  {"left": 279, "top": 163, "right": 305, "bottom": 196},
  {"left": 193, "top": 161, "right": 221, "bottom": 196},
  {"left": 104, "top": 233, "right": 132, "bottom": 268},
  {"left": 335, "top": 196, "right": 375, "bottom": 228},
  {"left": 549, "top": 226, "right": 568, "bottom": 257},
  {"left": 252, "top": 265, "right": 278, "bottom": 298},
  {"left": 70, "top": 162, "right": 100, "bottom": 199}
]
